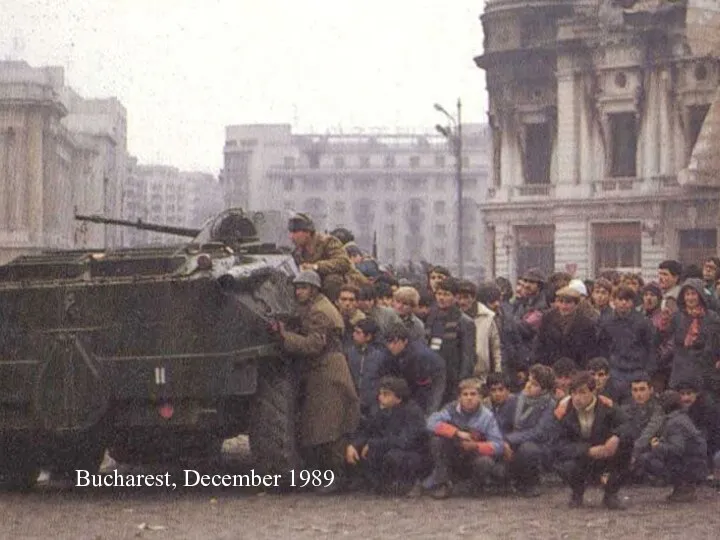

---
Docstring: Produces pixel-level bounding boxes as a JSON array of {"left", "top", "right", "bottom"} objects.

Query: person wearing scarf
[
  {"left": 663, "top": 278, "right": 720, "bottom": 392},
  {"left": 501, "top": 364, "right": 557, "bottom": 497}
]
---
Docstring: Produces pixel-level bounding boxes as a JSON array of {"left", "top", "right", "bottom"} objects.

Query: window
[
  {"left": 334, "top": 201, "right": 346, "bottom": 215},
  {"left": 434, "top": 200, "right": 446, "bottom": 215},
  {"left": 678, "top": 229, "right": 717, "bottom": 266},
  {"left": 462, "top": 156, "right": 470, "bottom": 168},
  {"left": 409, "top": 156, "right": 420, "bottom": 168},
  {"left": 283, "top": 156, "right": 296, "bottom": 169},
  {"left": 334, "top": 176, "right": 344, "bottom": 190},
  {"left": 384, "top": 155, "right": 395, "bottom": 168},
  {"left": 334, "top": 156, "right": 345, "bottom": 169},
  {"left": 385, "top": 177, "right": 396, "bottom": 190},
  {"left": 385, "top": 201, "right": 397, "bottom": 214},
  {"left": 516, "top": 225, "right": 555, "bottom": 277},
  {"left": 384, "top": 248, "right": 396, "bottom": 261},
  {"left": 433, "top": 248, "right": 446, "bottom": 260},
  {"left": 524, "top": 123, "right": 552, "bottom": 184},
  {"left": 609, "top": 113, "right": 637, "bottom": 177},
  {"left": 359, "top": 155, "right": 371, "bottom": 168},
  {"left": 435, "top": 154, "right": 446, "bottom": 167},
  {"left": 687, "top": 104, "right": 710, "bottom": 157},
  {"left": 593, "top": 222, "right": 641, "bottom": 272},
  {"left": 384, "top": 224, "right": 396, "bottom": 238},
  {"left": 283, "top": 177, "right": 295, "bottom": 191},
  {"left": 463, "top": 176, "right": 478, "bottom": 189},
  {"left": 434, "top": 224, "right": 447, "bottom": 237},
  {"left": 435, "top": 176, "right": 445, "bottom": 190},
  {"left": 308, "top": 152, "right": 320, "bottom": 169}
]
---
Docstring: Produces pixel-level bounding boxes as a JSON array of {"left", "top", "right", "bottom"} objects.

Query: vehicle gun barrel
[{"left": 75, "top": 214, "right": 202, "bottom": 237}]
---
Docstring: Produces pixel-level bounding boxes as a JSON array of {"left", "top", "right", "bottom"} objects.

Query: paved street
[{"left": 1, "top": 440, "right": 719, "bottom": 540}]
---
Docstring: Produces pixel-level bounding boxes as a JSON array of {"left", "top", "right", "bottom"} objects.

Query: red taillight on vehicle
[
  {"left": 159, "top": 403, "right": 174, "bottom": 419},
  {"left": 196, "top": 253, "right": 212, "bottom": 270}
]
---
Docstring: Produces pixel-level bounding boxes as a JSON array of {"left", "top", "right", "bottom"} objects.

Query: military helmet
[{"left": 293, "top": 270, "right": 321, "bottom": 289}]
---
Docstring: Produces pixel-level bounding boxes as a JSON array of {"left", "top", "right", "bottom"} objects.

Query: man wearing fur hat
[
  {"left": 288, "top": 213, "right": 367, "bottom": 301},
  {"left": 273, "top": 270, "right": 360, "bottom": 492}
]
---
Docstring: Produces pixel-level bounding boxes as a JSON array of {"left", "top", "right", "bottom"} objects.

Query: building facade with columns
[
  {"left": 476, "top": 0, "right": 720, "bottom": 282},
  {"left": 222, "top": 124, "right": 490, "bottom": 279},
  {"left": 0, "top": 61, "right": 128, "bottom": 263}
]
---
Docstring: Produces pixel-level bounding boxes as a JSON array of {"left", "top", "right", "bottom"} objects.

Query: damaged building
[{"left": 476, "top": 0, "right": 720, "bottom": 281}]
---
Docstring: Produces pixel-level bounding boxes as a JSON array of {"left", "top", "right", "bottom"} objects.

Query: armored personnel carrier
[{"left": 0, "top": 208, "right": 301, "bottom": 489}]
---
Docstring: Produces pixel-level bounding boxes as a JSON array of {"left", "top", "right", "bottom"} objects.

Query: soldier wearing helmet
[{"left": 273, "top": 269, "right": 360, "bottom": 492}]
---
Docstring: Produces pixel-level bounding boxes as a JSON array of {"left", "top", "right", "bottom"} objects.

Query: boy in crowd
[
  {"left": 391, "top": 286, "right": 426, "bottom": 342},
  {"left": 425, "top": 278, "right": 477, "bottom": 404},
  {"left": 597, "top": 285, "right": 657, "bottom": 386},
  {"left": 346, "top": 319, "right": 387, "bottom": 418},
  {"left": 590, "top": 278, "right": 614, "bottom": 322},
  {"left": 411, "top": 378, "right": 504, "bottom": 499},
  {"left": 336, "top": 285, "right": 366, "bottom": 348},
  {"left": 501, "top": 364, "right": 557, "bottom": 497},
  {"left": 378, "top": 324, "right": 446, "bottom": 414},
  {"left": 553, "top": 372, "right": 632, "bottom": 510},
  {"left": 415, "top": 291, "right": 434, "bottom": 323},
  {"left": 552, "top": 357, "right": 578, "bottom": 400},
  {"left": 621, "top": 374, "right": 664, "bottom": 481},
  {"left": 588, "top": 357, "right": 630, "bottom": 406},
  {"left": 485, "top": 373, "right": 518, "bottom": 436},
  {"left": 357, "top": 284, "right": 402, "bottom": 339},
  {"left": 345, "top": 377, "right": 428, "bottom": 495},
  {"left": 637, "top": 390, "right": 708, "bottom": 502},
  {"left": 456, "top": 279, "right": 503, "bottom": 379},
  {"left": 675, "top": 379, "right": 720, "bottom": 483}
]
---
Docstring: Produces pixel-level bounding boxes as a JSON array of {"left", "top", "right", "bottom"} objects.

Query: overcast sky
[{"left": 1, "top": 1, "right": 488, "bottom": 174}]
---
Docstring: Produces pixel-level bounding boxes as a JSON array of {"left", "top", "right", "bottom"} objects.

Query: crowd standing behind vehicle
[{"left": 282, "top": 214, "right": 720, "bottom": 507}]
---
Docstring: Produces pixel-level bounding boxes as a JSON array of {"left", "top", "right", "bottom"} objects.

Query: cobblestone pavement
[{"left": 1, "top": 439, "right": 718, "bottom": 540}]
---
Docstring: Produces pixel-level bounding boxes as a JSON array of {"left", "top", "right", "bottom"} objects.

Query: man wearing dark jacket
[
  {"left": 512, "top": 268, "right": 548, "bottom": 369},
  {"left": 597, "top": 285, "right": 657, "bottom": 384},
  {"left": 346, "top": 319, "right": 387, "bottom": 418},
  {"left": 378, "top": 324, "right": 446, "bottom": 414},
  {"left": 676, "top": 378, "right": 720, "bottom": 478},
  {"left": 533, "top": 287, "right": 598, "bottom": 369},
  {"left": 501, "top": 364, "right": 557, "bottom": 497},
  {"left": 425, "top": 278, "right": 477, "bottom": 405},
  {"left": 621, "top": 374, "right": 664, "bottom": 474},
  {"left": 553, "top": 371, "right": 631, "bottom": 510},
  {"left": 638, "top": 390, "right": 708, "bottom": 502},
  {"left": 345, "top": 377, "right": 428, "bottom": 494}
]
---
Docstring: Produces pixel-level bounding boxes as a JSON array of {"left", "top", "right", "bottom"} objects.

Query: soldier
[
  {"left": 288, "top": 213, "right": 367, "bottom": 301},
  {"left": 273, "top": 270, "right": 360, "bottom": 493}
]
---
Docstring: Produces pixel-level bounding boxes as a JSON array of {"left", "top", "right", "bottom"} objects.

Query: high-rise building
[{"left": 222, "top": 124, "right": 490, "bottom": 279}]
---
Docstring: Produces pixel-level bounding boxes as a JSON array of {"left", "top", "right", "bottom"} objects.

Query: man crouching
[
  {"left": 410, "top": 378, "right": 504, "bottom": 499},
  {"left": 554, "top": 371, "right": 631, "bottom": 510}
]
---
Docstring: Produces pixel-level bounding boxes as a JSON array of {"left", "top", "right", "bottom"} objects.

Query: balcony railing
[{"left": 514, "top": 184, "right": 554, "bottom": 197}]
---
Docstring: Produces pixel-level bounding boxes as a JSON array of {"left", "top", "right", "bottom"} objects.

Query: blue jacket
[
  {"left": 346, "top": 341, "right": 387, "bottom": 415},
  {"left": 351, "top": 401, "right": 428, "bottom": 455},
  {"left": 427, "top": 402, "right": 504, "bottom": 457},
  {"left": 378, "top": 340, "right": 445, "bottom": 413},
  {"left": 504, "top": 393, "right": 557, "bottom": 447},
  {"left": 489, "top": 394, "right": 518, "bottom": 436}
]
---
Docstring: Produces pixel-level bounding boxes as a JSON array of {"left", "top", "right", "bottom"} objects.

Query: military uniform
[
  {"left": 281, "top": 292, "right": 360, "bottom": 450},
  {"left": 292, "top": 232, "right": 368, "bottom": 299}
]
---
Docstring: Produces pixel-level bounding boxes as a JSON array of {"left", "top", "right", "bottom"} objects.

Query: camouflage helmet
[{"left": 293, "top": 270, "right": 321, "bottom": 289}]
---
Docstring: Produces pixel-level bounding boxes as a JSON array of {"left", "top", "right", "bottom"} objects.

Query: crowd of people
[{"left": 270, "top": 212, "right": 720, "bottom": 509}]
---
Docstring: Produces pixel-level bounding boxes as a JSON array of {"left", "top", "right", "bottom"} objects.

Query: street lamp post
[{"left": 434, "top": 98, "right": 463, "bottom": 278}]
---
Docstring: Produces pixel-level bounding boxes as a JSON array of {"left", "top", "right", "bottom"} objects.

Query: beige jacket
[{"left": 471, "top": 302, "right": 502, "bottom": 377}]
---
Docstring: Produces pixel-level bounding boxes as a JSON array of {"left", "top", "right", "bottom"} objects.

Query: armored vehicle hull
[{"left": 0, "top": 210, "right": 301, "bottom": 489}]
